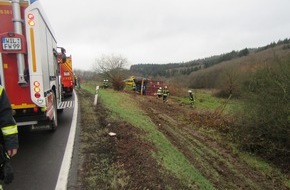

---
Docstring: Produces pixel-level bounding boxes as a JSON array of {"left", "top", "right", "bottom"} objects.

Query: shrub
[{"left": 233, "top": 58, "right": 290, "bottom": 170}]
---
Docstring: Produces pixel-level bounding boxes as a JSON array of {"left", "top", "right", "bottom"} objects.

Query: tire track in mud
[
  {"left": 137, "top": 95, "right": 288, "bottom": 190},
  {"left": 149, "top": 107, "right": 256, "bottom": 189}
]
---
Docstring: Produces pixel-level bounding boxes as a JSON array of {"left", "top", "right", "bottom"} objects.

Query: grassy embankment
[
  {"left": 82, "top": 84, "right": 214, "bottom": 189},
  {"left": 81, "top": 83, "right": 290, "bottom": 189}
]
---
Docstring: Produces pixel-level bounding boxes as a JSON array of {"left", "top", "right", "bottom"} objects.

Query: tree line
[{"left": 130, "top": 38, "right": 290, "bottom": 78}]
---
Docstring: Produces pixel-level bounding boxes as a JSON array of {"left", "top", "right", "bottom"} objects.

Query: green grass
[
  {"left": 240, "top": 152, "right": 290, "bottom": 188},
  {"left": 82, "top": 83, "right": 215, "bottom": 189},
  {"left": 81, "top": 84, "right": 97, "bottom": 94},
  {"left": 173, "top": 89, "right": 243, "bottom": 114},
  {"left": 81, "top": 83, "right": 289, "bottom": 189},
  {"left": 77, "top": 86, "right": 129, "bottom": 189}
]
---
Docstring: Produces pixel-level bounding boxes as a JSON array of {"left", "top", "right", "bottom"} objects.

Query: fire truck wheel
[{"left": 50, "top": 92, "right": 58, "bottom": 131}]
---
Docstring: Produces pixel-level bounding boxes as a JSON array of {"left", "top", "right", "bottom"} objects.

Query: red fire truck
[
  {"left": 60, "top": 55, "right": 74, "bottom": 97},
  {"left": 0, "top": 0, "right": 68, "bottom": 130}
]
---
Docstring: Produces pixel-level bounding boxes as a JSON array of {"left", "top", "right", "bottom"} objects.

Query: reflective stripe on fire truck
[
  {"left": 11, "top": 103, "right": 36, "bottom": 109},
  {"left": 29, "top": 28, "right": 37, "bottom": 72},
  {"left": 46, "top": 93, "right": 54, "bottom": 120},
  {"left": 0, "top": 1, "right": 28, "bottom": 7},
  {"left": 1, "top": 125, "right": 18, "bottom": 136},
  {"left": 64, "top": 64, "right": 73, "bottom": 73}
]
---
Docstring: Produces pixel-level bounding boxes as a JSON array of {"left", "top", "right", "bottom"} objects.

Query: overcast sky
[{"left": 40, "top": 0, "right": 290, "bottom": 71}]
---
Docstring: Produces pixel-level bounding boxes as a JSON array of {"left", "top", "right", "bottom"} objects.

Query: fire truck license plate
[{"left": 2, "top": 37, "right": 22, "bottom": 50}]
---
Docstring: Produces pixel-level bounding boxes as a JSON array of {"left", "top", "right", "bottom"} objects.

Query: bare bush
[{"left": 233, "top": 58, "right": 290, "bottom": 171}]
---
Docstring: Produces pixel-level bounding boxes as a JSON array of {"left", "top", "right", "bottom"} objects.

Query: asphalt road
[{"left": 5, "top": 94, "right": 76, "bottom": 190}]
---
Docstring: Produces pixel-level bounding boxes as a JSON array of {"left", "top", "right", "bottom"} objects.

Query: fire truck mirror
[
  {"left": 56, "top": 47, "right": 67, "bottom": 64},
  {"left": 61, "top": 54, "right": 67, "bottom": 63},
  {"left": 53, "top": 48, "right": 58, "bottom": 57},
  {"left": 60, "top": 48, "right": 66, "bottom": 63}
]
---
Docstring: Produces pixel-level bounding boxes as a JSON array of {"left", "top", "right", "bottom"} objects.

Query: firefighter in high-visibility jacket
[
  {"left": 188, "top": 90, "right": 195, "bottom": 105},
  {"left": 162, "top": 86, "right": 169, "bottom": 103},
  {"left": 0, "top": 85, "right": 19, "bottom": 186},
  {"left": 156, "top": 87, "right": 163, "bottom": 98}
]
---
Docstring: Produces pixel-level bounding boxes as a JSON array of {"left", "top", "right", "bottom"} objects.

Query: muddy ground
[{"left": 76, "top": 89, "right": 289, "bottom": 190}]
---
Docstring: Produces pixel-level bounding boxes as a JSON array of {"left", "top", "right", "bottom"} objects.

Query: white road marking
[
  {"left": 58, "top": 101, "right": 74, "bottom": 109},
  {"left": 55, "top": 90, "right": 78, "bottom": 190}
]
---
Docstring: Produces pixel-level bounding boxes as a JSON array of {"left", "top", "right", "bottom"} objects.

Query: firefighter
[
  {"left": 0, "top": 85, "right": 19, "bottom": 187},
  {"left": 157, "top": 87, "right": 163, "bottom": 98},
  {"left": 188, "top": 90, "right": 195, "bottom": 106},
  {"left": 162, "top": 86, "right": 169, "bottom": 103},
  {"left": 103, "top": 79, "right": 109, "bottom": 89},
  {"left": 77, "top": 75, "right": 81, "bottom": 88},
  {"left": 74, "top": 75, "right": 77, "bottom": 87}
]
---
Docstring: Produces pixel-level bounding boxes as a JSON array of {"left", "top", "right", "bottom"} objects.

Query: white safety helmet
[{"left": 188, "top": 90, "right": 192, "bottom": 93}]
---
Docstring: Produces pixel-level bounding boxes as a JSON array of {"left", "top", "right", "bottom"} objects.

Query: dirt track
[
  {"left": 135, "top": 95, "right": 289, "bottom": 190},
  {"left": 78, "top": 89, "right": 289, "bottom": 190}
]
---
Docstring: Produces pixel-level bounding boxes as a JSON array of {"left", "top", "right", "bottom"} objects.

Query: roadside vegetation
[
  {"left": 77, "top": 83, "right": 290, "bottom": 189},
  {"left": 233, "top": 58, "right": 290, "bottom": 170},
  {"left": 75, "top": 39, "right": 290, "bottom": 189}
]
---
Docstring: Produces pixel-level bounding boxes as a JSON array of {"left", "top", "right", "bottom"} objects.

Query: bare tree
[
  {"left": 93, "top": 54, "right": 129, "bottom": 90},
  {"left": 216, "top": 65, "right": 241, "bottom": 98}
]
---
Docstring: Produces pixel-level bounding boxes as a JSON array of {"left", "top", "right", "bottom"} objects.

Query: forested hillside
[{"left": 130, "top": 38, "right": 290, "bottom": 78}]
